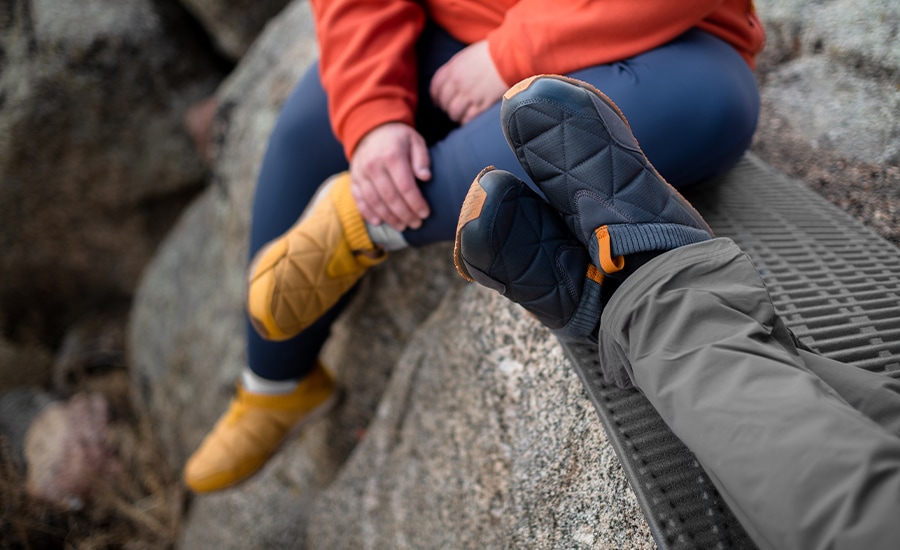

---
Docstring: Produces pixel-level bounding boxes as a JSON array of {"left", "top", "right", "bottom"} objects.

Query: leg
[
  {"left": 407, "top": 28, "right": 760, "bottom": 247},
  {"left": 246, "top": 61, "right": 350, "bottom": 380},
  {"left": 599, "top": 239, "right": 900, "bottom": 550},
  {"left": 245, "top": 26, "right": 759, "bottom": 336},
  {"left": 184, "top": 64, "right": 346, "bottom": 493},
  {"left": 184, "top": 26, "right": 470, "bottom": 492},
  {"left": 459, "top": 76, "right": 900, "bottom": 549},
  {"left": 243, "top": 22, "right": 469, "bottom": 340},
  {"left": 800, "top": 349, "right": 900, "bottom": 436},
  {"left": 572, "top": 28, "right": 760, "bottom": 187}
]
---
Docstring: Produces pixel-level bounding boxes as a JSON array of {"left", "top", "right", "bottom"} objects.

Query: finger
[
  {"left": 377, "top": 163, "right": 422, "bottom": 230},
  {"left": 409, "top": 136, "right": 431, "bottom": 181},
  {"left": 407, "top": 135, "right": 431, "bottom": 218},
  {"left": 353, "top": 197, "right": 374, "bottom": 225},
  {"left": 350, "top": 181, "right": 380, "bottom": 226},
  {"left": 356, "top": 171, "right": 405, "bottom": 229},
  {"left": 459, "top": 99, "right": 487, "bottom": 125},
  {"left": 459, "top": 103, "right": 477, "bottom": 125},
  {"left": 429, "top": 64, "right": 452, "bottom": 111},
  {"left": 349, "top": 165, "right": 375, "bottom": 224},
  {"left": 385, "top": 136, "right": 431, "bottom": 225},
  {"left": 389, "top": 173, "right": 427, "bottom": 230},
  {"left": 446, "top": 94, "right": 470, "bottom": 123},
  {"left": 370, "top": 174, "right": 408, "bottom": 230}
]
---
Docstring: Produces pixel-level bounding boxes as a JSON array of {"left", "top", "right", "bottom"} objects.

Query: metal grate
[
  {"left": 694, "top": 155, "right": 900, "bottom": 373},
  {"left": 561, "top": 154, "right": 900, "bottom": 549}
]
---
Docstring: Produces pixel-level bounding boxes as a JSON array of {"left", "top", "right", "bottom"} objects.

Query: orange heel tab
[
  {"left": 594, "top": 226, "right": 625, "bottom": 274},
  {"left": 586, "top": 264, "right": 605, "bottom": 284}
]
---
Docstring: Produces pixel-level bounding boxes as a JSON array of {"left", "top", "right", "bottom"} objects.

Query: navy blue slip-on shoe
[
  {"left": 454, "top": 167, "right": 605, "bottom": 343},
  {"left": 501, "top": 75, "right": 713, "bottom": 278}
]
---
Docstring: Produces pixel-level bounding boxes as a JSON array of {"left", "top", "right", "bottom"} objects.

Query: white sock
[
  {"left": 367, "top": 222, "right": 408, "bottom": 251},
  {"left": 240, "top": 368, "right": 300, "bottom": 395}
]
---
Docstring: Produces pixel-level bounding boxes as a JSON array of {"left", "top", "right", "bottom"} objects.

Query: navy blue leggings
[{"left": 247, "top": 26, "right": 760, "bottom": 380}]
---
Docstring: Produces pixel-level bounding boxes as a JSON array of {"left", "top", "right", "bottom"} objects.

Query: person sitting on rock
[
  {"left": 184, "top": 0, "right": 766, "bottom": 493},
  {"left": 455, "top": 74, "right": 900, "bottom": 550}
]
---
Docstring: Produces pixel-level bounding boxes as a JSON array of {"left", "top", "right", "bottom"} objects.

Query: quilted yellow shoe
[
  {"left": 247, "top": 172, "right": 387, "bottom": 341},
  {"left": 183, "top": 362, "right": 338, "bottom": 493}
]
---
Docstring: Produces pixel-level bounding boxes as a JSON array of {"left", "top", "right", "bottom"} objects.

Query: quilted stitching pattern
[
  {"left": 458, "top": 171, "right": 591, "bottom": 333},
  {"left": 248, "top": 175, "right": 383, "bottom": 339},
  {"left": 272, "top": 202, "right": 359, "bottom": 332},
  {"left": 502, "top": 77, "right": 711, "bottom": 257},
  {"left": 183, "top": 363, "right": 335, "bottom": 492}
]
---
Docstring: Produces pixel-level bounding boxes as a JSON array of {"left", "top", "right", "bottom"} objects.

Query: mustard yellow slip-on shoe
[
  {"left": 183, "top": 362, "right": 338, "bottom": 493},
  {"left": 247, "top": 172, "right": 387, "bottom": 341}
]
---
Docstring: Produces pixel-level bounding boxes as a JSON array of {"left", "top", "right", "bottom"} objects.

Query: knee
[
  {"left": 267, "top": 104, "right": 326, "bottom": 157},
  {"left": 705, "top": 84, "right": 760, "bottom": 173},
  {"left": 707, "top": 80, "right": 760, "bottom": 146}
]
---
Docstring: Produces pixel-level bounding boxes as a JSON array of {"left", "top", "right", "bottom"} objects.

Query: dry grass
[{"left": 0, "top": 370, "right": 186, "bottom": 549}]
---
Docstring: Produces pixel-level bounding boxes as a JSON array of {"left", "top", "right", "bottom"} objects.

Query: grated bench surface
[{"left": 560, "top": 153, "right": 900, "bottom": 549}]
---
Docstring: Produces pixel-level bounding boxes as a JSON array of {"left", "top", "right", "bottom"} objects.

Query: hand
[
  {"left": 430, "top": 40, "right": 508, "bottom": 125},
  {"left": 350, "top": 122, "right": 432, "bottom": 231}
]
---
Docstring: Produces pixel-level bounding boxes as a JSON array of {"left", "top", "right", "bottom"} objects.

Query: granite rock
[
  {"left": 179, "top": 0, "right": 292, "bottom": 60},
  {"left": 125, "top": 0, "right": 900, "bottom": 547},
  {"left": 128, "top": 1, "right": 653, "bottom": 547},
  {"left": 0, "top": 0, "right": 225, "bottom": 345}
]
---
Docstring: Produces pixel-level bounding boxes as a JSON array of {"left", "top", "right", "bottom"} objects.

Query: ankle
[
  {"left": 614, "top": 251, "right": 663, "bottom": 280},
  {"left": 240, "top": 368, "right": 300, "bottom": 395},
  {"left": 366, "top": 222, "right": 408, "bottom": 252}
]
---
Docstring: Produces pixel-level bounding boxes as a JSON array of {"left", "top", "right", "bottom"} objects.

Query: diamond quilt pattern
[
  {"left": 268, "top": 196, "right": 365, "bottom": 334},
  {"left": 505, "top": 100, "right": 708, "bottom": 250},
  {"left": 482, "top": 185, "right": 587, "bottom": 330}
]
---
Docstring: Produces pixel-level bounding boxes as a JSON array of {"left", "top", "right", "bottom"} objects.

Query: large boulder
[
  {"left": 753, "top": 0, "right": 900, "bottom": 244},
  {"left": 307, "top": 283, "right": 653, "bottom": 549},
  {"left": 178, "top": 0, "right": 292, "bottom": 61},
  {"left": 0, "top": 0, "right": 225, "bottom": 346},
  {"left": 128, "top": 0, "right": 318, "bottom": 472}
]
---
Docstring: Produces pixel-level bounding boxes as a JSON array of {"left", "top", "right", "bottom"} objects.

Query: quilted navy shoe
[
  {"left": 501, "top": 75, "right": 713, "bottom": 277},
  {"left": 454, "top": 167, "right": 606, "bottom": 343}
]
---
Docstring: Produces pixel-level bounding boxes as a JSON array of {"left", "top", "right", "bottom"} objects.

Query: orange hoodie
[{"left": 310, "top": 0, "right": 765, "bottom": 160}]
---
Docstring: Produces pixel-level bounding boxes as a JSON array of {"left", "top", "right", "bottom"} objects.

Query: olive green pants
[{"left": 599, "top": 238, "right": 900, "bottom": 550}]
